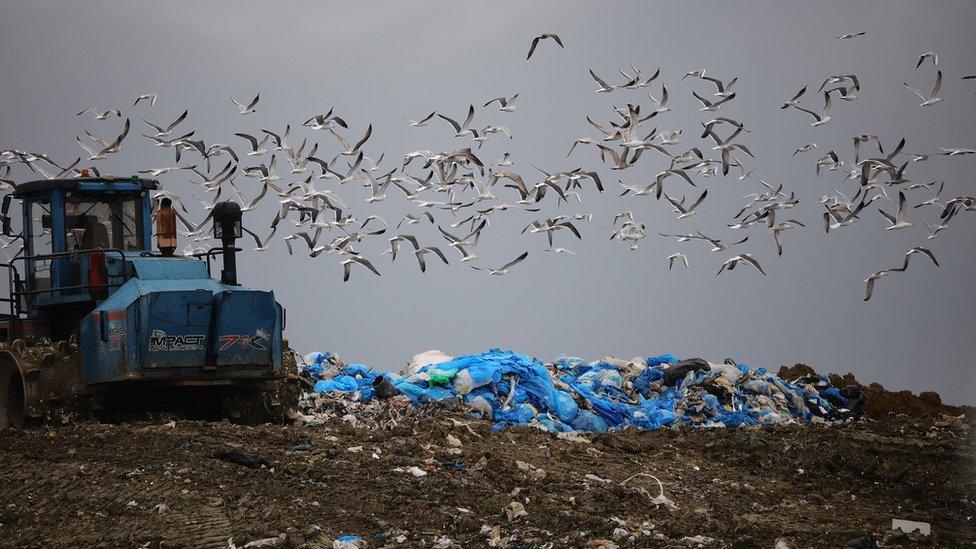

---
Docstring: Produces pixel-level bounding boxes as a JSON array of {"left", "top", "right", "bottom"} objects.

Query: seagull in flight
[
  {"left": 716, "top": 254, "right": 766, "bottom": 276},
  {"left": 77, "top": 107, "right": 121, "bottom": 120},
  {"left": 342, "top": 255, "right": 381, "bottom": 282},
  {"left": 404, "top": 111, "right": 437, "bottom": 127},
  {"left": 835, "top": 31, "right": 866, "bottom": 40},
  {"left": 793, "top": 143, "right": 818, "bottom": 156},
  {"left": 692, "top": 91, "right": 736, "bottom": 112},
  {"left": 781, "top": 86, "right": 807, "bottom": 109},
  {"left": 231, "top": 93, "right": 260, "bottom": 115},
  {"left": 663, "top": 190, "right": 708, "bottom": 220},
  {"left": 142, "top": 109, "right": 188, "bottom": 137},
  {"left": 242, "top": 225, "right": 277, "bottom": 252},
  {"left": 330, "top": 124, "right": 373, "bottom": 156},
  {"left": 878, "top": 191, "right": 913, "bottom": 230},
  {"left": 133, "top": 93, "right": 158, "bottom": 107},
  {"left": 667, "top": 252, "right": 689, "bottom": 271},
  {"left": 526, "top": 33, "right": 564, "bottom": 60},
  {"left": 472, "top": 251, "right": 529, "bottom": 275},
  {"left": 863, "top": 247, "right": 939, "bottom": 301},
  {"left": 696, "top": 232, "right": 749, "bottom": 252},
  {"left": 235, "top": 132, "right": 270, "bottom": 156},
  {"left": 588, "top": 69, "right": 617, "bottom": 93},
  {"left": 904, "top": 70, "right": 943, "bottom": 106},
  {"left": 438, "top": 106, "right": 475, "bottom": 137},
  {"left": 484, "top": 94, "right": 519, "bottom": 112},
  {"left": 701, "top": 75, "right": 738, "bottom": 98},
  {"left": 792, "top": 93, "right": 832, "bottom": 126},
  {"left": 915, "top": 51, "right": 938, "bottom": 69}
]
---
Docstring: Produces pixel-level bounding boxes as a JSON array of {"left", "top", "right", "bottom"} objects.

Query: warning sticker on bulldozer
[{"left": 149, "top": 330, "right": 206, "bottom": 351}]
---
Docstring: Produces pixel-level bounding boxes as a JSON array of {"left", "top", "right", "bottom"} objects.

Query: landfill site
[
  {"left": 0, "top": 348, "right": 974, "bottom": 547},
  {"left": 3, "top": 1, "right": 976, "bottom": 547}
]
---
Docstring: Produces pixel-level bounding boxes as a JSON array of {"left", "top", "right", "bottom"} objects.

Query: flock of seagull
[{"left": 1, "top": 31, "right": 974, "bottom": 300}]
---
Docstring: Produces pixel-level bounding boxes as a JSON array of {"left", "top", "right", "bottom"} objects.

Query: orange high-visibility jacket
[{"left": 155, "top": 208, "right": 178, "bottom": 249}]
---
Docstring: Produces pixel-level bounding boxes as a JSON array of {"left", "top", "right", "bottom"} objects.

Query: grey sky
[{"left": 1, "top": 1, "right": 974, "bottom": 404}]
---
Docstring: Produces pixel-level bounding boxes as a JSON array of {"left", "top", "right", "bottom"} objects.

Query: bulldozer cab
[{"left": 0, "top": 176, "right": 157, "bottom": 336}]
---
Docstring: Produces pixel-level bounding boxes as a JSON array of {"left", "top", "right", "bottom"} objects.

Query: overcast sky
[{"left": 1, "top": 1, "right": 974, "bottom": 404}]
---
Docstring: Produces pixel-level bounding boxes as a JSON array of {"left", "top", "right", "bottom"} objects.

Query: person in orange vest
[{"left": 155, "top": 198, "right": 178, "bottom": 256}]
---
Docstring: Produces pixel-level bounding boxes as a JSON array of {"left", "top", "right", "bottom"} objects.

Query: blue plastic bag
[
  {"left": 313, "top": 375, "right": 359, "bottom": 394},
  {"left": 646, "top": 353, "right": 678, "bottom": 367}
]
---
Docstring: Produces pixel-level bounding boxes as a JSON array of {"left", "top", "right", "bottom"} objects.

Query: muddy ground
[{"left": 0, "top": 403, "right": 973, "bottom": 548}]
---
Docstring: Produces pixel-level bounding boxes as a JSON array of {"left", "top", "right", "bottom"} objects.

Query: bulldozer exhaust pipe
[{"left": 212, "top": 201, "right": 243, "bottom": 286}]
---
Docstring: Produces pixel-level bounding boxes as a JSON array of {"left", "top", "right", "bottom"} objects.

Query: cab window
[
  {"left": 29, "top": 198, "right": 53, "bottom": 292},
  {"left": 64, "top": 195, "right": 142, "bottom": 251}
]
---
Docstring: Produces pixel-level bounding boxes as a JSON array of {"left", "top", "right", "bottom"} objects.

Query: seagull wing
[
  {"left": 688, "top": 189, "right": 708, "bottom": 211},
  {"left": 461, "top": 105, "right": 475, "bottom": 130},
  {"left": 792, "top": 105, "right": 822, "bottom": 122},
  {"left": 691, "top": 91, "right": 712, "bottom": 108},
  {"left": 783, "top": 86, "right": 806, "bottom": 108},
  {"left": 526, "top": 36, "right": 541, "bottom": 60},
  {"left": 909, "top": 247, "right": 939, "bottom": 267},
  {"left": 165, "top": 109, "right": 188, "bottom": 132},
  {"left": 246, "top": 93, "right": 260, "bottom": 110},
  {"left": 235, "top": 132, "right": 259, "bottom": 151},
  {"left": 427, "top": 246, "right": 450, "bottom": 264},
  {"left": 351, "top": 124, "right": 372, "bottom": 153},
  {"left": 903, "top": 82, "right": 926, "bottom": 101},
  {"left": 437, "top": 113, "right": 462, "bottom": 133},
  {"left": 863, "top": 276, "right": 876, "bottom": 301},
  {"left": 589, "top": 69, "right": 612, "bottom": 90},
  {"left": 499, "top": 251, "right": 529, "bottom": 271},
  {"left": 352, "top": 255, "right": 380, "bottom": 277},
  {"left": 741, "top": 254, "right": 767, "bottom": 275},
  {"left": 878, "top": 208, "right": 896, "bottom": 225},
  {"left": 329, "top": 128, "right": 351, "bottom": 150}
]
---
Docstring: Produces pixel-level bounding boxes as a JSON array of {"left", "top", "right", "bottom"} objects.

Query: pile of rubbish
[{"left": 297, "top": 348, "right": 863, "bottom": 433}]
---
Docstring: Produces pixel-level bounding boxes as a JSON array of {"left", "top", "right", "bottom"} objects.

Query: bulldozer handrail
[
  {"left": 191, "top": 247, "right": 242, "bottom": 279},
  {"left": 6, "top": 247, "right": 131, "bottom": 299},
  {"left": 0, "top": 263, "right": 22, "bottom": 320}
]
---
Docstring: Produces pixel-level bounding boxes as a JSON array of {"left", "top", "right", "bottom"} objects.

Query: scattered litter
[
  {"left": 398, "top": 466, "right": 427, "bottom": 477},
  {"left": 680, "top": 534, "right": 715, "bottom": 546},
  {"left": 515, "top": 460, "right": 547, "bottom": 481},
  {"left": 585, "top": 473, "right": 612, "bottom": 484},
  {"left": 243, "top": 534, "right": 286, "bottom": 548},
  {"left": 290, "top": 442, "right": 311, "bottom": 452},
  {"left": 298, "top": 348, "right": 859, "bottom": 433},
  {"left": 214, "top": 450, "right": 270, "bottom": 470},
  {"left": 332, "top": 534, "right": 366, "bottom": 549},
  {"left": 503, "top": 501, "right": 528, "bottom": 522},
  {"left": 480, "top": 525, "right": 504, "bottom": 547},
  {"left": 621, "top": 473, "right": 677, "bottom": 509},
  {"left": 470, "top": 456, "right": 489, "bottom": 471},
  {"left": 556, "top": 431, "right": 591, "bottom": 443},
  {"left": 891, "top": 518, "right": 930, "bottom": 536},
  {"left": 441, "top": 460, "right": 464, "bottom": 471}
]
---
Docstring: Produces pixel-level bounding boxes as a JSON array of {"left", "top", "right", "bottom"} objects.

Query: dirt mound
[
  {"left": 1, "top": 411, "right": 973, "bottom": 547},
  {"left": 777, "top": 364, "right": 974, "bottom": 420}
]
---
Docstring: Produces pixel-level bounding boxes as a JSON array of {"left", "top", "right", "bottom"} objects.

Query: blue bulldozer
[{"left": 0, "top": 174, "right": 297, "bottom": 427}]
